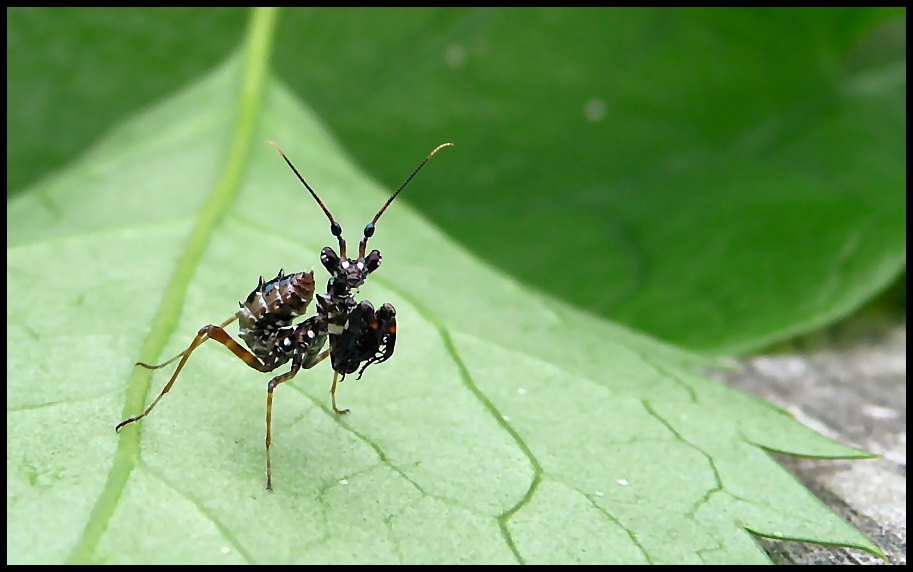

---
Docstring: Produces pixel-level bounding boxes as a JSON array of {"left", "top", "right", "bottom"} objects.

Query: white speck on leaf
[
  {"left": 584, "top": 97, "right": 606, "bottom": 122},
  {"left": 445, "top": 44, "right": 466, "bottom": 68}
]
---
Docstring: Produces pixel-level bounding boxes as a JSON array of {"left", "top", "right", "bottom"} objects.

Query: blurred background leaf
[{"left": 7, "top": 8, "right": 906, "bottom": 354}]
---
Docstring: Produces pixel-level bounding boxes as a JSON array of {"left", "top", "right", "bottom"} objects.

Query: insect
[{"left": 116, "top": 141, "right": 453, "bottom": 489}]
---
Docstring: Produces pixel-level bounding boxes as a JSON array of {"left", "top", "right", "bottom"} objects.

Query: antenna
[
  {"left": 267, "top": 141, "right": 346, "bottom": 256},
  {"left": 359, "top": 142, "right": 453, "bottom": 257},
  {"left": 267, "top": 141, "right": 453, "bottom": 259}
]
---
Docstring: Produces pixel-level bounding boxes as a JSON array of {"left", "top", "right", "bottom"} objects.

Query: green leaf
[
  {"left": 7, "top": 8, "right": 906, "bottom": 354},
  {"left": 6, "top": 12, "right": 883, "bottom": 564}
]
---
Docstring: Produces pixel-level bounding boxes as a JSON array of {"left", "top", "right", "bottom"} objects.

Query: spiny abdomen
[{"left": 238, "top": 269, "right": 316, "bottom": 357}]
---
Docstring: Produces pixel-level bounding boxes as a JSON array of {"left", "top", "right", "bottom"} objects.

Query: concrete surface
[{"left": 716, "top": 325, "right": 906, "bottom": 564}]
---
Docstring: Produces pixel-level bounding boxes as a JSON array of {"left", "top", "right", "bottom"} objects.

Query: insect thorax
[{"left": 317, "top": 291, "right": 355, "bottom": 337}]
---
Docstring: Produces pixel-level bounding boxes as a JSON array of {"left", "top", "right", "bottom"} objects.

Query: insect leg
[
  {"left": 265, "top": 322, "right": 332, "bottom": 489},
  {"left": 355, "top": 302, "right": 397, "bottom": 380},
  {"left": 135, "top": 314, "right": 239, "bottom": 370},
  {"left": 265, "top": 364, "right": 301, "bottom": 490},
  {"left": 330, "top": 371, "right": 349, "bottom": 416},
  {"left": 116, "top": 314, "right": 273, "bottom": 432},
  {"left": 327, "top": 302, "right": 397, "bottom": 414},
  {"left": 302, "top": 346, "right": 347, "bottom": 414}
]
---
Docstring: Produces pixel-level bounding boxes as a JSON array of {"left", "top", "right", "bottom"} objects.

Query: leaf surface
[{"left": 6, "top": 29, "right": 882, "bottom": 563}]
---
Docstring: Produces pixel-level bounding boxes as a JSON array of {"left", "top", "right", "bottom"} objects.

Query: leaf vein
[
  {"left": 64, "top": 8, "right": 279, "bottom": 563},
  {"left": 139, "top": 461, "right": 256, "bottom": 563}
]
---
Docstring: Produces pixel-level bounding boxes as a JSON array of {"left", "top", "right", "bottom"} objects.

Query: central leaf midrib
[{"left": 66, "top": 8, "right": 279, "bottom": 564}]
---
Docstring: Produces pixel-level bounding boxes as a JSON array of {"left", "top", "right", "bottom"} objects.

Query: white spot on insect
[
  {"left": 584, "top": 97, "right": 607, "bottom": 122},
  {"left": 341, "top": 260, "right": 350, "bottom": 269},
  {"left": 356, "top": 261, "right": 364, "bottom": 270},
  {"left": 339, "top": 478, "right": 349, "bottom": 485},
  {"left": 307, "top": 330, "right": 315, "bottom": 339},
  {"left": 616, "top": 478, "right": 629, "bottom": 486},
  {"left": 283, "top": 338, "right": 292, "bottom": 347},
  {"left": 517, "top": 387, "right": 527, "bottom": 395}
]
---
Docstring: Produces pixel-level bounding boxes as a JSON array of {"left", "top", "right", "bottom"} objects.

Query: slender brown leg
[
  {"left": 265, "top": 366, "right": 301, "bottom": 490},
  {"left": 135, "top": 314, "right": 238, "bottom": 370},
  {"left": 265, "top": 349, "right": 330, "bottom": 490},
  {"left": 116, "top": 314, "right": 271, "bottom": 432},
  {"left": 330, "top": 371, "right": 350, "bottom": 416}
]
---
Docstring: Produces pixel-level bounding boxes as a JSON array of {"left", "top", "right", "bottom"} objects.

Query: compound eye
[
  {"left": 365, "top": 249, "right": 382, "bottom": 273},
  {"left": 321, "top": 247, "right": 340, "bottom": 273}
]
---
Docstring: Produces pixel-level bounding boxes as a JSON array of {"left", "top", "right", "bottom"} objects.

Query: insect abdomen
[{"left": 238, "top": 270, "right": 316, "bottom": 358}]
